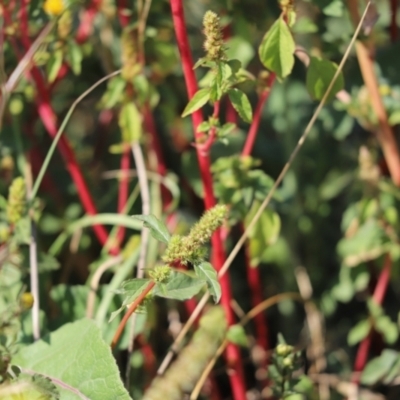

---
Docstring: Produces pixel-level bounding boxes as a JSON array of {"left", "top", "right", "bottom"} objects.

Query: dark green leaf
[
  {"left": 194, "top": 262, "right": 221, "bottom": 303},
  {"left": 306, "top": 56, "right": 344, "bottom": 102},
  {"left": 182, "top": 88, "right": 210, "bottom": 117},
  {"left": 132, "top": 215, "right": 170, "bottom": 244},
  {"left": 228, "top": 89, "right": 252, "bottom": 123},
  {"left": 258, "top": 17, "right": 295, "bottom": 80}
]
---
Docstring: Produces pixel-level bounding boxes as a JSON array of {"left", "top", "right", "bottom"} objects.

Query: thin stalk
[
  {"left": 30, "top": 70, "right": 121, "bottom": 237},
  {"left": 157, "top": 3, "right": 371, "bottom": 374},
  {"left": 125, "top": 141, "right": 151, "bottom": 386},
  {"left": 116, "top": 146, "right": 131, "bottom": 246},
  {"left": 111, "top": 280, "right": 156, "bottom": 350}
]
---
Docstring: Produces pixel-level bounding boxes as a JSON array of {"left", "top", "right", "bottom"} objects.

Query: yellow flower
[{"left": 43, "top": 0, "right": 65, "bottom": 16}]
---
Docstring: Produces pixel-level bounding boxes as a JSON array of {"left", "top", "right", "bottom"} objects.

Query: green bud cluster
[
  {"left": 203, "top": 11, "right": 226, "bottom": 62},
  {"left": 142, "top": 307, "right": 227, "bottom": 400},
  {"left": 149, "top": 265, "right": 171, "bottom": 283},
  {"left": 162, "top": 204, "right": 228, "bottom": 265},
  {"left": 268, "top": 338, "right": 302, "bottom": 398},
  {"left": 6, "top": 177, "right": 26, "bottom": 224},
  {"left": 121, "top": 27, "right": 140, "bottom": 81}
]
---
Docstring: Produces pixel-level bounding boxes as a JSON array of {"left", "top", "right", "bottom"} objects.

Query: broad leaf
[
  {"left": 194, "top": 262, "right": 221, "bottom": 303},
  {"left": 182, "top": 88, "right": 210, "bottom": 117},
  {"left": 153, "top": 271, "right": 205, "bottom": 301},
  {"left": 228, "top": 89, "right": 252, "bottom": 123},
  {"left": 132, "top": 214, "right": 170, "bottom": 244},
  {"left": 13, "top": 319, "right": 132, "bottom": 400},
  {"left": 306, "top": 56, "right": 344, "bottom": 102},
  {"left": 258, "top": 17, "right": 295, "bottom": 80}
]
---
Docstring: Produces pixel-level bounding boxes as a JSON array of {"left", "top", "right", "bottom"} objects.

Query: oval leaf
[
  {"left": 47, "top": 49, "right": 63, "bottom": 83},
  {"left": 306, "top": 56, "right": 344, "bottom": 102},
  {"left": 153, "top": 271, "right": 205, "bottom": 301},
  {"left": 182, "top": 88, "right": 210, "bottom": 117},
  {"left": 258, "top": 17, "right": 295, "bottom": 80},
  {"left": 119, "top": 102, "right": 142, "bottom": 142},
  {"left": 228, "top": 88, "right": 252, "bottom": 123},
  {"left": 132, "top": 215, "right": 171, "bottom": 244},
  {"left": 347, "top": 319, "right": 370, "bottom": 346},
  {"left": 194, "top": 262, "right": 221, "bottom": 303},
  {"left": 227, "top": 325, "right": 249, "bottom": 347}
]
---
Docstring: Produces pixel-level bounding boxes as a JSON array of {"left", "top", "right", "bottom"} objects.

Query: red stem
[
  {"left": 169, "top": 1, "right": 247, "bottom": 398},
  {"left": 242, "top": 74, "right": 276, "bottom": 157},
  {"left": 13, "top": 18, "right": 113, "bottom": 250},
  {"left": 352, "top": 255, "right": 392, "bottom": 383},
  {"left": 243, "top": 226, "right": 269, "bottom": 351},
  {"left": 111, "top": 280, "right": 156, "bottom": 349}
]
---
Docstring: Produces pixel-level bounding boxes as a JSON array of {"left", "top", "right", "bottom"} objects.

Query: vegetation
[{"left": 1, "top": 0, "right": 400, "bottom": 399}]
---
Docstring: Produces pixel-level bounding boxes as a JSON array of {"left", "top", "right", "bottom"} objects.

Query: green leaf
[
  {"left": 258, "top": 17, "right": 295, "bottom": 80},
  {"left": 153, "top": 271, "right": 205, "bottom": 301},
  {"left": 100, "top": 77, "right": 126, "bottom": 109},
  {"left": 228, "top": 88, "right": 252, "bottom": 123},
  {"left": 245, "top": 204, "right": 281, "bottom": 267},
  {"left": 194, "top": 262, "right": 221, "bottom": 303},
  {"left": 323, "top": 0, "right": 344, "bottom": 17},
  {"left": 227, "top": 325, "right": 248, "bottom": 347},
  {"left": 67, "top": 40, "right": 83, "bottom": 75},
  {"left": 109, "top": 278, "right": 152, "bottom": 322},
  {"left": 13, "top": 319, "right": 132, "bottom": 400},
  {"left": 306, "top": 57, "right": 344, "bottom": 102},
  {"left": 47, "top": 49, "right": 63, "bottom": 83},
  {"left": 361, "top": 350, "right": 399, "bottom": 385},
  {"left": 375, "top": 315, "right": 399, "bottom": 344},
  {"left": 118, "top": 102, "right": 142, "bottom": 142},
  {"left": 182, "top": 88, "right": 210, "bottom": 117},
  {"left": 132, "top": 214, "right": 170, "bottom": 244},
  {"left": 218, "top": 122, "right": 236, "bottom": 137},
  {"left": 347, "top": 319, "right": 370, "bottom": 345},
  {"left": 337, "top": 220, "right": 387, "bottom": 267}
]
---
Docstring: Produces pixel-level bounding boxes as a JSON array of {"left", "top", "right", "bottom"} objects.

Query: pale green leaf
[
  {"left": 118, "top": 102, "right": 142, "bottom": 142},
  {"left": 347, "top": 319, "right": 370, "bottom": 345},
  {"left": 306, "top": 56, "right": 344, "bottom": 102},
  {"left": 258, "top": 17, "right": 295, "bottom": 80},
  {"left": 153, "top": 271, "right": 205, "bottom": 301},
  {"left": 13, "top": 319, "right": 132, "bottom": 400},
  {"left": 182, "top": 88, "right": 210, "bottom": 117},
  {"left": 132, "top": 214, "right": 170, "bottom": 244},
  {"left": 227, "top": 325, "right": 249, "bottom": 347},
  {"left": 194, "top": 262, "right": 221, "bottom": 303},
  {"left": 228, "top": 88, "right": 252, "bottom": 123}
]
